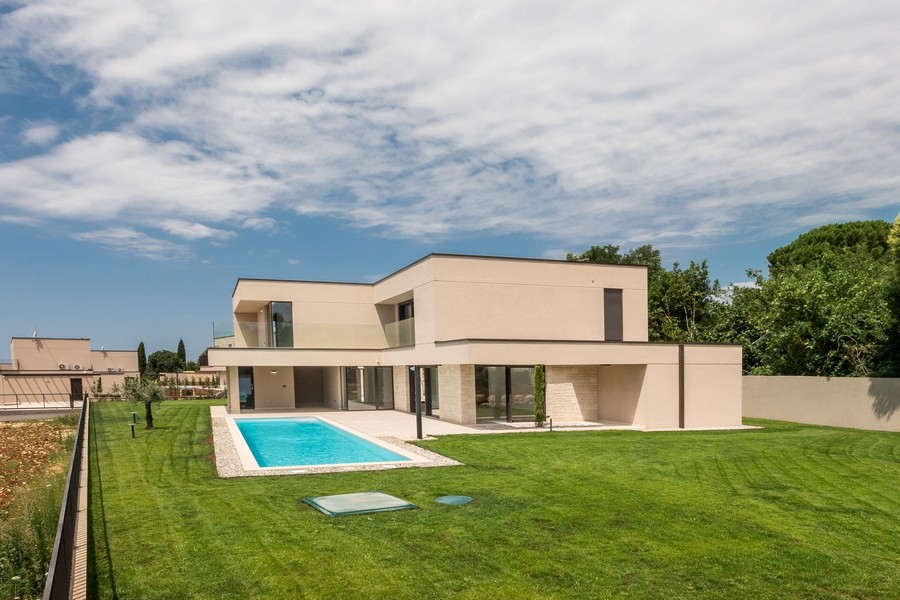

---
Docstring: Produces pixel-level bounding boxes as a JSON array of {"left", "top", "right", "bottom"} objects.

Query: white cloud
[
  {"left": 159, "top": 219, "right": 234, "bottom": 240},
  {"left": 72, "top": 227, "right": 190, "bottom": 260},
  {"left": 1, "top": 0, "right": 898, "bottom": 256},
  {"left": 22, "top": 123, "right": 61, "bottom": 146}
]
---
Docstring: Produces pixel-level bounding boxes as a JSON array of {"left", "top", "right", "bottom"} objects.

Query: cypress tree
[
  {"left": 177, "top": 338, "right": 186, "bottom": 368},
  {"left": 137, "top": 341, "right": 147, "bottom": 375}
]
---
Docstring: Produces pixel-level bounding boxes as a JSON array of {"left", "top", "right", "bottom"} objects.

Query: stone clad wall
[
  {"left": 545, "top": 366, "right": 599, "bottom": 422},
  {"left": 438, "top": 364, "right": 476, "bottom": 424},
  {"left": 393, "top": 366, "right": 410, "bottom": 414}
]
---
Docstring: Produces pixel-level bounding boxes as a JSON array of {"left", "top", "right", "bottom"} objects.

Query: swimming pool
[{"left": 234, "top": 417, "right": 413, "bottom": 468}]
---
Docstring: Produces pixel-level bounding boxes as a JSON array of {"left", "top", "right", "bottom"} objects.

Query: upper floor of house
[{"left": 228, "top": 254, "right": 649, "bottom": 351}]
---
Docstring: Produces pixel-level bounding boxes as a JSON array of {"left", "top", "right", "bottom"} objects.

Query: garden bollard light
[
  {"left": 131, "top": 411, "right": 137, "bottom": 424},
  {"left": 130, "top": 422, "right": 135, "bottom": 438},
  {"left": 549, "top": 417, "right": 553, "bottom": 432}
]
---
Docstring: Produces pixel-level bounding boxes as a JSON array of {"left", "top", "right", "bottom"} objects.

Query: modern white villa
[{"left": 207, "top": 254, "right": 742, "bottom": 428}]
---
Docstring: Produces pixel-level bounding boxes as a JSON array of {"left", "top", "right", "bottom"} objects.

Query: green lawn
[{"left": 89, "top": 400, "right": 900, "bottom": 599}]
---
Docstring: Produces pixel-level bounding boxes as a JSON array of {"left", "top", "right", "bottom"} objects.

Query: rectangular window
[
  {"left": 604, "top": 289, "right": 623, "bottom": 342},
  {"left": 270, "top": 302, "right": 293, "bottom": 348},
  {"left": 398, "top": 300, "right": 414, "bottom": 321}
]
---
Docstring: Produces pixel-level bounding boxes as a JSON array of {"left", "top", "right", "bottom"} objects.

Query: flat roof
[{"left": 232, "top": 252, "right": 648, "bottom": 297}]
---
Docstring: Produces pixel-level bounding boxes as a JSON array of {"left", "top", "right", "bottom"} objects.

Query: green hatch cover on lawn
[{"left": 302, "top": 492, "right": 417, "bottom": 517}]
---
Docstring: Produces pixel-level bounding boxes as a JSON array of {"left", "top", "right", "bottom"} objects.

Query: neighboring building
[
  {"left": 0, "top": 337, "right": 139, "bottom": 406},
  {"left": 208, "top": 254, "right": 742, "bottom": 428},
  {"left": 157, "top": 368, "right": 227, "bottom": 397}
]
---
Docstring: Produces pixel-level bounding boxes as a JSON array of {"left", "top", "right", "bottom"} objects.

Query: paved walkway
[{"left": 219, "top": 406, "right": 641, "bottom": 441}]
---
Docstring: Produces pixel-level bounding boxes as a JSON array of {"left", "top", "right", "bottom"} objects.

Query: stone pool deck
[{"left": 210, "top": 406, "right": 757, "bottom": 477}]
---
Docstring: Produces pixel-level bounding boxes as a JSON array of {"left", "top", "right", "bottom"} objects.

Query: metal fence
[
  {"left": 0, "top": 393, "right": 82, "bottom": 409},
  {"left": 42, "top": 399, "right": 88, "bottom": 600}
]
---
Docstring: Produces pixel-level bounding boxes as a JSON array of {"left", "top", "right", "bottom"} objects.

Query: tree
[
  {"left": 185, "top": 360, "right": 199, "bottom": 372},
  {"left": 567, "top": 243, "right": 719, "bottom": 342},
  {"left": 125, "top": 378, "right": 165, "bottom": 429},
  {"left": 533, "top": 365, "right": 546, "bottom": 427},
  {"left": 649, "top": 260, "right": 721, "bottom": 342},
  {"left": 567, "top": 243, "right": 663, "bottom": 278},
  {"left": 767, "top": 220, "right": 891, "bottom": 273},
  {"left": 147, "top": 350, "right": 183, "bottom": 374},
  {"left": 137, "top": 341, "right": 147, "bottom": 376},
  {"left": 177, "top": 338, "right": 187, "bottom": 366},
  {"left": 730, "top": 249, "right": 891, "bottom": 376},
  {"left": 873, "top": 213, "right": 900, "bottom": 376}
]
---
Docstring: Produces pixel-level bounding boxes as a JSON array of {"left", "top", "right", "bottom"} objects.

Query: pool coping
[{"left": 211, "top": 407, "right": 461, "bottom": 478}]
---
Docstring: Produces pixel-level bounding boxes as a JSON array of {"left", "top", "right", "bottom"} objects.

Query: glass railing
[
  {"left": 230, "top": 319, "right": 415, "bottom": 349},
  {"left": 213, "top": 321, "right": 235, "bottom": 339},
  {"left": 384, "top": 318, "right": 415, "bottom": 348}
]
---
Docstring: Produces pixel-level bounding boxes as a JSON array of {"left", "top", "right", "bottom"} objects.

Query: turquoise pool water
[{"left": 234, "top": 417, "right": 411, "bottom": 468}]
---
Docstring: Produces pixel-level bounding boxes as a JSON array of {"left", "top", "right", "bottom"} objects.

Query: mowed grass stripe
[{"left": 89, "top": 402, "right": 900, "bottom": 599}]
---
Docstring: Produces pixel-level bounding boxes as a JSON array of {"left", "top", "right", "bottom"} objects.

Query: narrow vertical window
[
  {"left": 604, "top": 289, "right": 623, "bottom": 342},
  {"left": 270, "top": 302, "right": 293, "bottom": 348}
]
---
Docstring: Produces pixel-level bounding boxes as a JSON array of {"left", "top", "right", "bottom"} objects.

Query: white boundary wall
[{"left": 743, "top": 376, "right": 900, "bottom": 432}]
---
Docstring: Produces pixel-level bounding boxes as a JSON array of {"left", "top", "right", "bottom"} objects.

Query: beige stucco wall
[
  {"left": 596, "top": 365, "right": 645, "bottom": 424},
  {"left": 91, "top": 350, "right": 139, "bottom": 374},
  {"left": 10, "top": 338, "right": 92, "bottom": 371},
  {"left": 743, "top": 376, "right": 900, "bottom": 432},
  {"left": 233, "top": 280, "right": 385, "bottom": 349},
  {"left": 322, "top": 367, "right": 341, "bottom": 410},
  {"left": 208, "top": 347, "right": 382, "bottom": 368},
  {"left": 684, "top": 364, "right": 743, "bottom": 428},
  {"left": 1, "top": 374, "right": 76, "bottom": 402},
  {"left": 252, "top": 366, "right": 294, "bottom": 409},
  {"left": 429, "top": 256, "right": 648, "bottom": 343},
  {"left": 226, "top": 366, "right": 239, "bottom": 412}
]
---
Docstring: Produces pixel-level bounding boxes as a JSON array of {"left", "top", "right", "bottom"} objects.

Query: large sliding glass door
[
  {"left": 342, "top": 366, "right": 393, "bottom": 410},
  {"left": 509, "top": 367, "right": 536, "bottom": 420},
  {"left": 475, "top": 365, "right": 535, "bottom": 422}
]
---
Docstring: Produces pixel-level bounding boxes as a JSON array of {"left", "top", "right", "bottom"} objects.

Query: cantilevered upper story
[{"left": 217, "top": 253, "right": 649, "bottom": 365}]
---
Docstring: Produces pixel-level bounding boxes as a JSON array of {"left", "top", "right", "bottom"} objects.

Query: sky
[{"left": 1, "top": 1, "right": 898, "bottom": 361}]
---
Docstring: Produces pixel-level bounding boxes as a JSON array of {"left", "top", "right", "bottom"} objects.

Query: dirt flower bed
[{"left": 0, "top": 420, "right": 75, "bottom": 511}]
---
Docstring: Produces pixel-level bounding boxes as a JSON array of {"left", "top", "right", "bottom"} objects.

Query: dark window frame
[{"left": 604, "top": 288, "right": 624, "bottom": 342}]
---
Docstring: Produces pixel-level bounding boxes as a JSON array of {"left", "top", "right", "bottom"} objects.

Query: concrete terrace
[{"left": 209, "top": 405, "right": 645, "bottom": 478}]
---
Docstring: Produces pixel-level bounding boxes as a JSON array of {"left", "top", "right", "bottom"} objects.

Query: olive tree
[{"left": 125, "top": 378, "right": 165, "bottom": 429}]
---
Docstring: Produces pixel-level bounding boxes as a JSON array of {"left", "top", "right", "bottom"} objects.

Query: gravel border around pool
[{"left": 211, "top": 414, "right": 461, "bottom": 478}]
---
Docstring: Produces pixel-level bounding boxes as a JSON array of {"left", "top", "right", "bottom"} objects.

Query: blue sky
[{"left": 1, "top": 1, "right": 898, "bottom": 361}]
